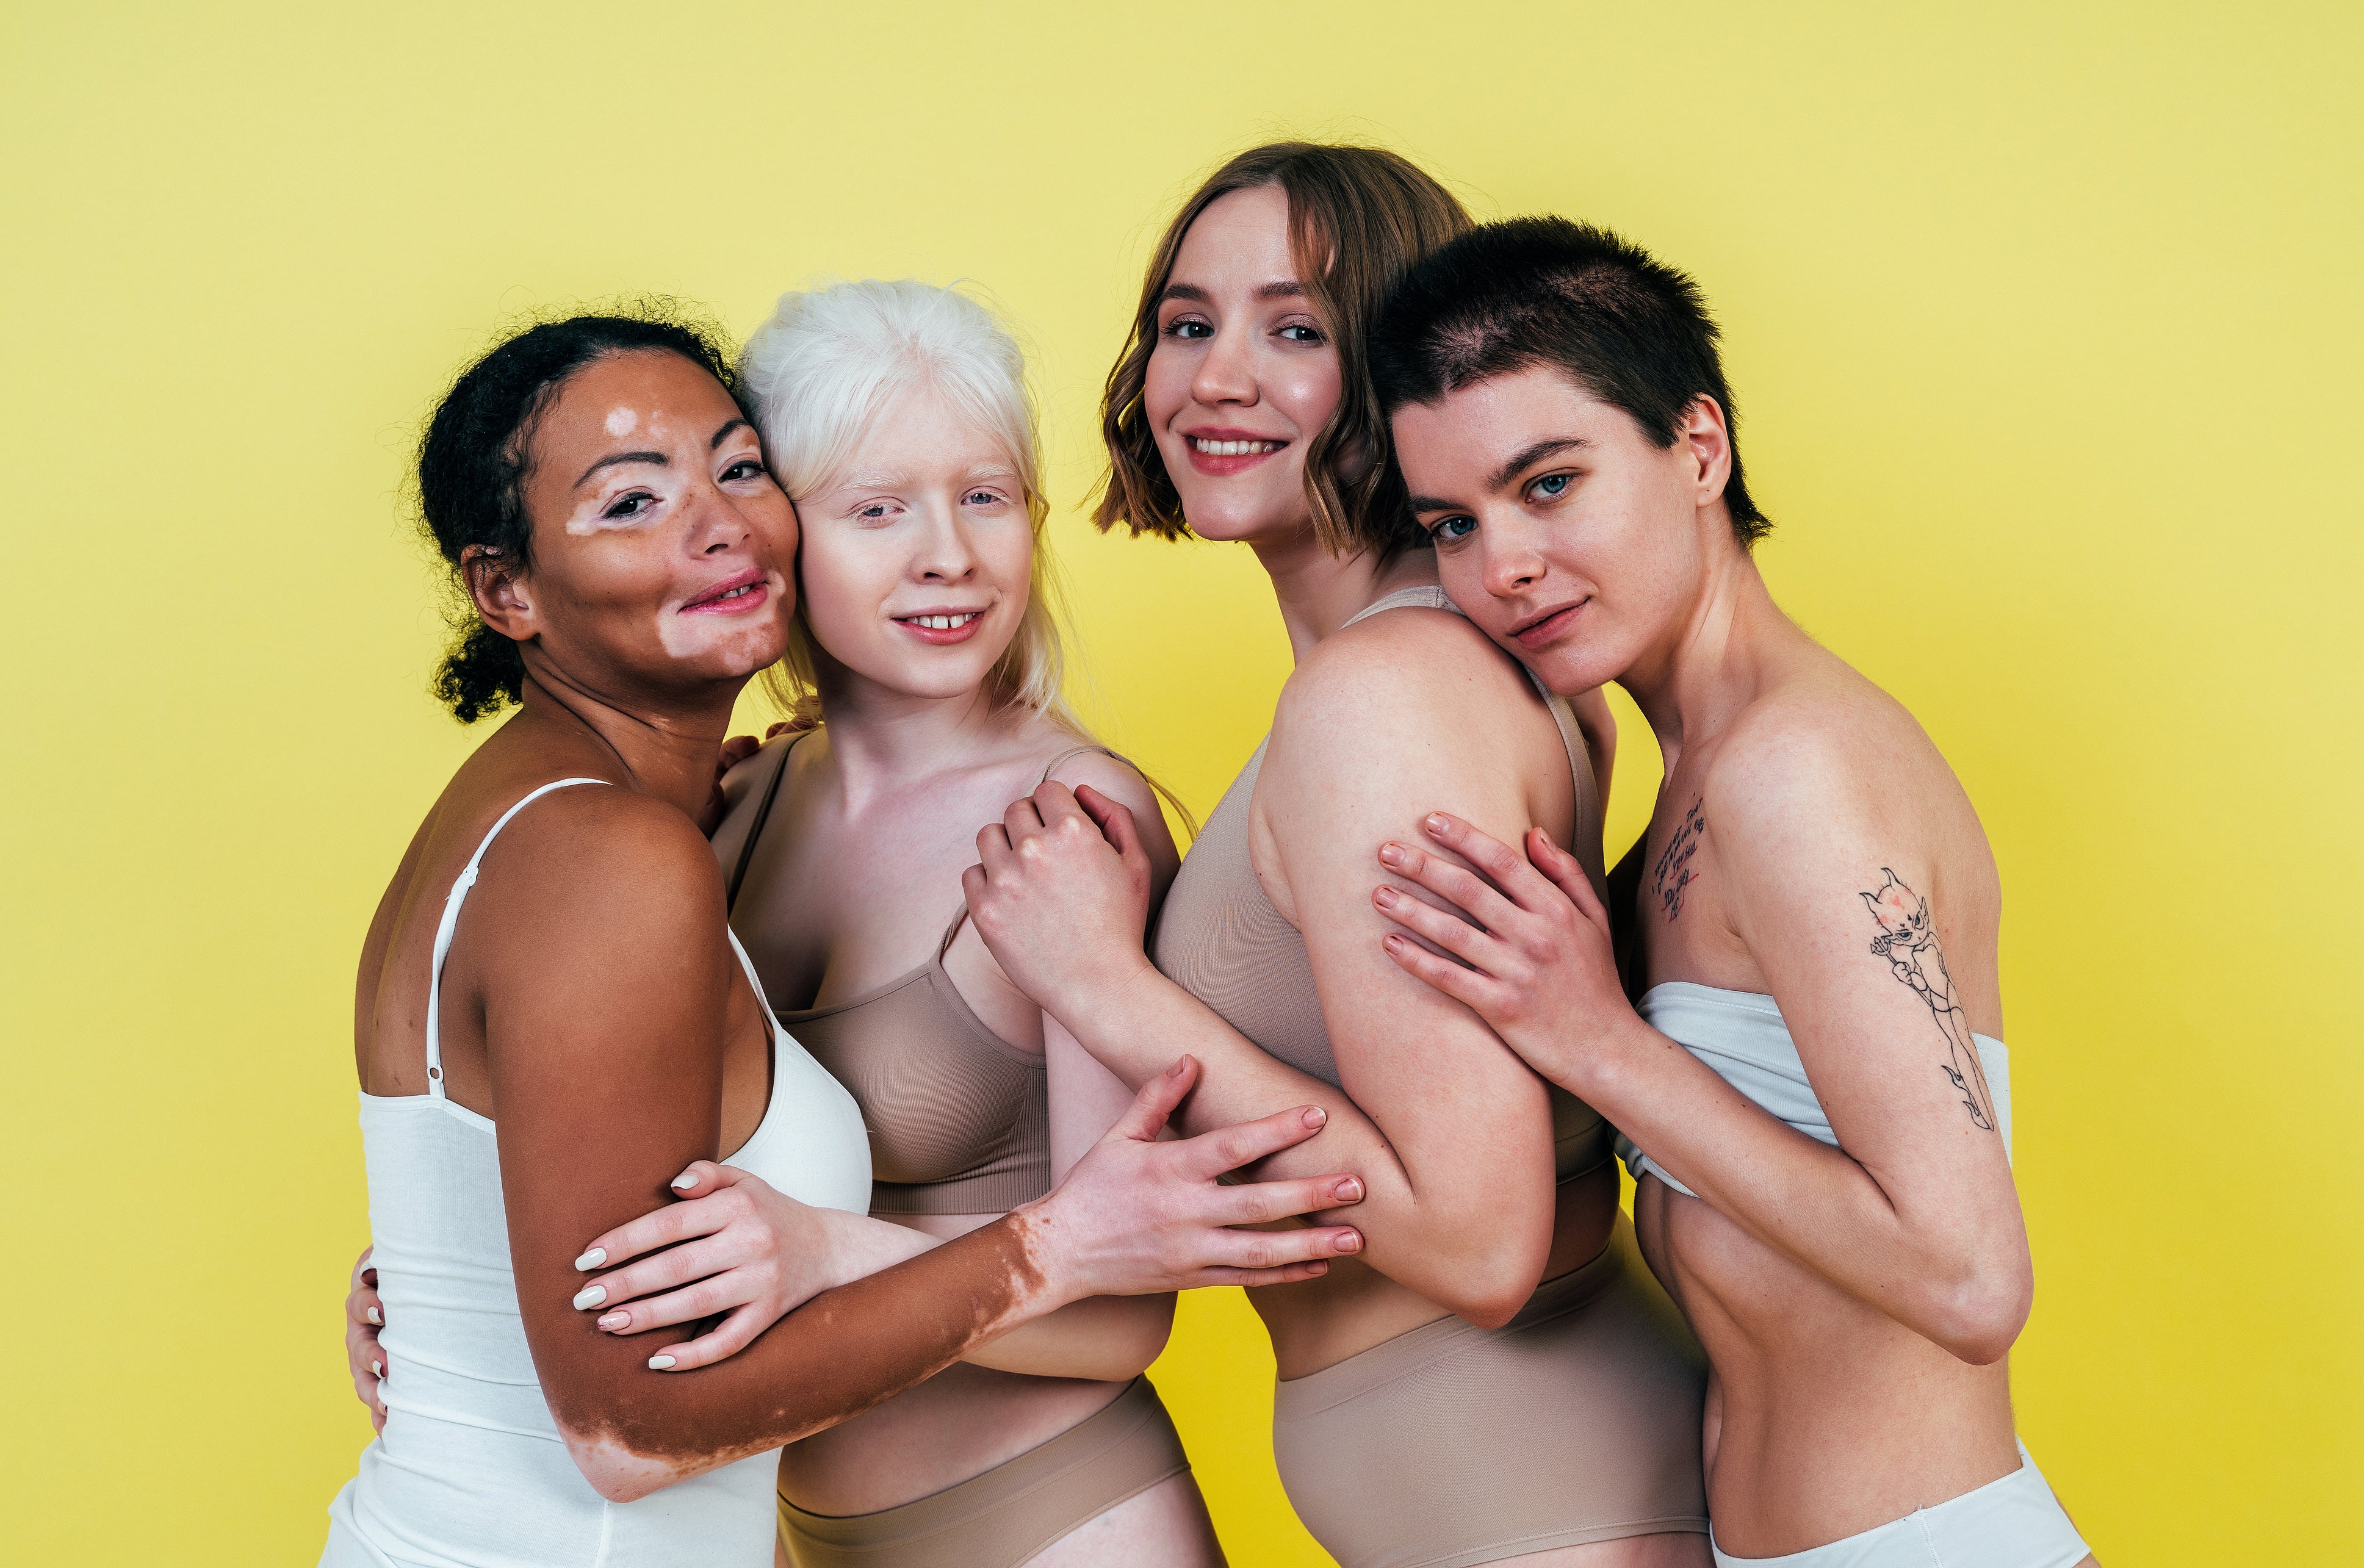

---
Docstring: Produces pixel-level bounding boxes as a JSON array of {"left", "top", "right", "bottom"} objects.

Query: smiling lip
[
  {"left": 1510, "top": 599, "right": 1588, "bottom": 648},
  {"left": 1180, "top": 425, "right": 1289, "bottom": 478},
  {"left": 680, "top": 569, "right": 771, "bottom": 614},
  {"left": 892, "top": 606, "right": 989, "bottom": 646}
]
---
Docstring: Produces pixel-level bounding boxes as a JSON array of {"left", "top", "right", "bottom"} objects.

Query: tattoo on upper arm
[
  {"left": 1860, "top": 870, "right": 1997, "bottom": 1131},
  {"left": 1653, "top": 798, "right": 1706, "bottom": 921}
]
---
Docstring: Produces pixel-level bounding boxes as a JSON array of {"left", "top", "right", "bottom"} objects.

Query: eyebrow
[
  {"left": 1405, "top": 436, "right": 1595, "bottom": 515},
  {"left": 1155, "top": 279, "right": 1306, "bottom": 307},
  {"left": 573, "top": 418, "right": 752, "bottom": 488}
]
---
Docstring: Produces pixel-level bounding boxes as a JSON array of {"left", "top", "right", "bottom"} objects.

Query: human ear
[
  {"left": 463, "top": 545, "right": 538, "bottom": 642},
  {"left": 1679, "top": 396, "right": 1734, "bottom": 508}
]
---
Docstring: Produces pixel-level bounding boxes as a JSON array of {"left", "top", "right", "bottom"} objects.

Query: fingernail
[
  {"left": 671, "top": 1169, "right": 700, "bottom": 1190},
  {"left": 1302, "top": 1106, "right": 1327, "bottom": 1129},
  {"left": 649, "top": 1354, "right": 677, "bottom": 1370},
  {"left": 1337, "top": 1229, "right": 1363, "bottom": 1253},
  {"left": 367, "top": 1306, "right": 381, "bottom": 1325},
  {"left": 597, "top": 1311, "right": 629, "bottom": 1331},
  {"left": 1306, "top": 1260, "right": 1329, "bottom": 1275},
  {"left": 1378, "top": 841, "right": 1405, "bottom": 866},
  {"left": 370, "top": 1360, "right": 383, "bottom": 1378},
  {"left": 574, "top": 1248, "right": 607, "bottom": 1270},
  {"left": 1383, "top": 933, "right": 1404, "bottom": 948},
  {"left": 1167, "top": 1059, "right": 1188, "bottom": 1078},
  {"left": 1374, "top": 886, "right": 1398, "bottom": 907},
  {"left": 573, "top": 1286, "right": 607, "bottom": 1310},
  {"left": 1425, "top": 813, "right": 1449, "bottom": 835},
  {"left": 1333, "top": 1177, "right": 1363, "bottom": 1203}
]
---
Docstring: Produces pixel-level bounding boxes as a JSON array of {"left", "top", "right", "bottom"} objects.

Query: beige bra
[
  {"left": 726, "top": 737, "right": 1118, "bottom": 1215},
  {"left": 1150, "top": 587, "right": 1614, "bottom": 1183}
]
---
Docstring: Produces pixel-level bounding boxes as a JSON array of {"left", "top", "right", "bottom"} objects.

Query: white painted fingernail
[
  {"left": 572, "top": 1286, "right": 606, "bottom": 1310},
  {"left": 371, "top": 1361, "right": 383, "bottom": 1378},
  {"left": 367, "top": 1306, "right": 381, "bottom": 1325},
  {"left": 648, "top": 1354, "right": 677, "bottom": 1370},
  {"left": 574, "top": 1248, "right": 606, "bottom": 1270},
  {"left": 670, "top": 1169, "right": 699, "bottom": 1190}
]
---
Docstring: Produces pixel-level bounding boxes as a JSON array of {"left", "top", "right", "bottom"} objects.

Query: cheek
[
  {"left": 1270, "top": 357, "right": 1342, "bottom": 434},
  {"left": 791, "top": 535, "right": 896, "bottom": 661},
  {"left": 1142, "top": 347, "right": 1192, "bottom": 428}
]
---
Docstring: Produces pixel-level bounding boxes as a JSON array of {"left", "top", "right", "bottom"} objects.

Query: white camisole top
[
  {"left": 1616, "top": 980, "right": 2013, "bottom": 1198},
  {"left": 322, "top": 779, "right": 872, "bottom": 1568}
]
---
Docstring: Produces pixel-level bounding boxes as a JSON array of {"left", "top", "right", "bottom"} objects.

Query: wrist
[
  {"left": 1559, "top": 1007, "right": 1656, "bottom": 1110},
  {"left": 1049, "top": 952, "right": 1158, "bottom": 1036},
  {"left": 999, "top": 1201, "right": 1086, "bottom": 1317}
]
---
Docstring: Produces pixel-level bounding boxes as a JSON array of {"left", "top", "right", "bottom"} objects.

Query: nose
[
  {"left": 686, "top": 472, "right": 757, "bottom": 556},
  {"left": 913, "top": 495, "right": 981, "bottom": 583},
  {"left": 1481, "top": 521, "right": 1545, "bottom": 600},
  {"left": 1189, "top": 319, "right": 1259, "bottom": 410}
]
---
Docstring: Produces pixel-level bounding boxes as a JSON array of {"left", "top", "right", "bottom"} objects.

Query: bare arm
[
  {"left": 469, "top": 793, "right": 1363, "bottom": 1502},
  {"left": 1374, "top": 730, "right": 2033, "bottom": 1364},
  {"left": 965, "top": 616, "right": 1574, "bottom": 1325}
]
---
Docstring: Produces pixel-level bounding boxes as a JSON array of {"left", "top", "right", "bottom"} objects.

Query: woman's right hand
[
  {"left": 1023, "top": 1055, "right": 1364, "bottom": 1299},
  {"left": 345, "top": 1245, "right": 387, "bottom": 1433}
]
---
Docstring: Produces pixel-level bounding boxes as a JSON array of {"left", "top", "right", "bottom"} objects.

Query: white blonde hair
[{"left": 738, "top": 278, "right": 1073, "bottom": 729}]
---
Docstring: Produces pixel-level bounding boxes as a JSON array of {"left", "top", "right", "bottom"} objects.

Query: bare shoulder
[
  {"left": 1283, "top": 603, "right": 1523, "bottom": 717},
  {"left": 1043, "top": 744, "right": 1160, "bottom": 818},
  {"left": 479, "top": 784, "right": 726, "bottom": 930},
  {"left": 1699, "top": 656, "right": 1996, "bottom": 914}
]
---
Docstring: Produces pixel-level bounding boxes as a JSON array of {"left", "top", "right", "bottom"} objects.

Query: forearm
[
  {"left": 962, "top": 1291, "right": 1173, "bottom": 1380},
  {"left": 1580, "top": 1018, "right": 2028, "bottom": 1358},
  {"left": 1049, "top": 962, "right": 1513, "bottom": 1303},
  {"left": 547, "top": 1210, "right": 1072, "bottom": 1500}
]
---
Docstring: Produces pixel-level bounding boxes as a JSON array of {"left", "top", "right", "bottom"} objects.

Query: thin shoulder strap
[
  {"left": 726, "top": 732, "right": 807, "bottom": 914},
  {"left": 937, "top": 743, "right": 1128, "bottom": 956},
  {"left": 425, "top": 778, "right": 609, "bottom": 1098},
  {"left": 1340, "top": 583, "right": 1454, "bottom": 628}
]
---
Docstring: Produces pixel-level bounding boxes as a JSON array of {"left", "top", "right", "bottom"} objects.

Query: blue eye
[
  {"left": 1430, "top": 516, "right": 1476, "bottom": 543},
  {"left": 1531, "top": 473, "right": 1571, "bottom": 499},
  {"left": 965, "top": 490, "right": 1001, "bottom": 506}
]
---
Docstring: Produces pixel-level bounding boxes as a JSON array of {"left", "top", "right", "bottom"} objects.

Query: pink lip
[
  {"left": 680, "top": 568, "right": 771, "bottom": 614},
  {"left": 1178, "top": 425, "right": 1291, "bottom": 478},
  {"left": 892, "top": 606, "right": 989, "bottom": 646},
  {"left": 1510, "top": 600, "right": 1588, "bottom": 648}
]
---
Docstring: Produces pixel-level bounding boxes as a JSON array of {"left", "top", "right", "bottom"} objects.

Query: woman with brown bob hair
[{"left": 962, "top": 143, "right": 1714, "bottom": 1567}]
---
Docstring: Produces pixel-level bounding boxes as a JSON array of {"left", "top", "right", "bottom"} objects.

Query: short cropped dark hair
[{"left": 1371, "top": 217, "right": 1768, "bottom": 545}]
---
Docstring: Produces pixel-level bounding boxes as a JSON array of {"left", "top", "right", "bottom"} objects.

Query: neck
[
  {"left": 1250, "top": 520, "right": 1439, "bottom": 661},
  {"left": 511, "top": 661, "right": 741, "bottom": 822},
  {"left": 1618, "top": 539, "right": 1794, "bottom": 780},
  {"left": 809, "top": 660, "right": 1015, "bottom": 806}
]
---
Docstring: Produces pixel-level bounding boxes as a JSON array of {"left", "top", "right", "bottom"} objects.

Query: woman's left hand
[
  {"left": 1372, "top": 812, "right": 1641, "bottom": 1095},
  {"left": 565, "top": 1163, "right": 880, "bottom": 1372},
  {"left": 962, "top": 782, "right": 1158, "bottom": 1016}
]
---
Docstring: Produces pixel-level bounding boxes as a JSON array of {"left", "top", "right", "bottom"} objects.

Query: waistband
[
  {"left": 777, "top": 1376, "right": 1189, "bottom": 1567},
  {"left": 1708, "top": 1442, "right": 2091, "bottom": 1567},
  {"left": 1275, "top": 1229, "right": 1629, "bottom": 1423}
]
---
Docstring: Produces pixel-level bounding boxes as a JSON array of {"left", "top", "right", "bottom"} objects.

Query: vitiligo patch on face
[
  {"left": 657, "top": 571, "right": 788, "bottom": 663},
  {"left": 566, "top": 499, "right": 645, "bottom": 538},
  {"left": 604, "top": 406, "right": 640, "bottom": 437}
]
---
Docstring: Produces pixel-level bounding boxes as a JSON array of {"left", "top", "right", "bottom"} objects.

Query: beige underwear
[
  {"left": 1272, "top": 1215, "right": 1710, "bottom": 1568},
  {"left": 776, "top": 1377, "right": 1190, "bottom": 1568}
]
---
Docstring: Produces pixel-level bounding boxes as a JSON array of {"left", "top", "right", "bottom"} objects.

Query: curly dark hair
[{"left": 415, "top": 302, "right": 744, "bottom": 722}]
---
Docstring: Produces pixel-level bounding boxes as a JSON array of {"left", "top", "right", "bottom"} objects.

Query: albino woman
[
  {"left": 327, "top": 307, "right": 1363, "bottom": 1568},
  {"left": 962, "top": 145, "right": 1712, "bottom": 1568},
  {"left": 710, "top": 279, "right": 1242, "bottom": 1567}
]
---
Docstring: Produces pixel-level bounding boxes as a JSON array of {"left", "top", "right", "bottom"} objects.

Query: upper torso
[
  {"left": 1151, "top": 587, "right": 1622, "bottom": 1377},
  {"left": 1614, "top": 649, "right": 2020, "bottom": 1548},
  {"left": 336, "top": 767, "right": 871, "bottom": 1567},
  {"left": 708, "top": 724, "right": 1139, "bottom": 1515}
]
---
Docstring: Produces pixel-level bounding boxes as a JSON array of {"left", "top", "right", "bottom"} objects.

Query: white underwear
[{"left": 1709, "top": 1443, "right": 2089, "bottom": 1567}]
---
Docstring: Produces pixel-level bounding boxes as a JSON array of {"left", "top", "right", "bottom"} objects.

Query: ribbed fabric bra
[{"left": 725, "top": 737, "right": 1118, "bottom": 1215}]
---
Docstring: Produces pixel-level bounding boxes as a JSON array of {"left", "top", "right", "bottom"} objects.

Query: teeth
[
  {"left": 1192, "top": 438, "right": 1280, "bottom": 456},
  {"left": 904, "top": 613, "right": 979, "bottom": 630}
]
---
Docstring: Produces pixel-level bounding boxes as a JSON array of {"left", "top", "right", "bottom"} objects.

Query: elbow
[
  {"left": 1429, "top": 1231, "right": 1549, "bottom": 1331},
  {"left": 1928, "top": 1253, "right": 2034, "bottom": 1367},
  {"left": 563, "top": 1428, "right": 686, "bottom": 1505}
]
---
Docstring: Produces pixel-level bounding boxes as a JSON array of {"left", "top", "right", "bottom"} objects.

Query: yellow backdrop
[{"left": 4, "top": 4, "right": 2355, "bottom": 1563}]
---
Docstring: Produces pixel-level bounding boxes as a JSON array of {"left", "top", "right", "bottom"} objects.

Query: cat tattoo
[
  {"left": 1861, "top": 869, "right": 1997, "bottom": 1131},
  {"left": 1654, "top": 797, "right": 1707, "bottom": 921}
]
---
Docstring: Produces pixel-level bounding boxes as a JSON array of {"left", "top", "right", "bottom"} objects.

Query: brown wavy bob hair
[{"left": 1092, "top": 143, "right": 1471, "bottom": 558}]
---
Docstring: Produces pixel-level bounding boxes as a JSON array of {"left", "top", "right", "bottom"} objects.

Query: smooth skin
[
  {"left": 1377, "top": 365, "right": 2090, "bottom": 1563},
  {"left": 960, "top": 185, "right": 1702, "bottom": 1568},
  {"left": 697, "top": 383, "right": 1229, "bottom": 1561},
  {"left": 346, "top": 347, "right": 1362, "bottom": 1509}
]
